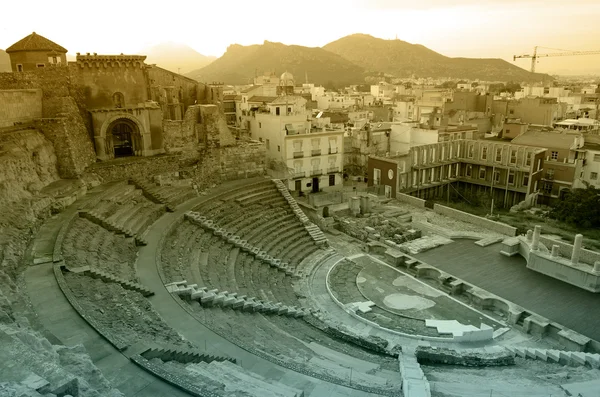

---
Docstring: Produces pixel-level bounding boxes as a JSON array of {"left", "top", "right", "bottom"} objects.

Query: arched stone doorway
[{"left": 107, "top": 118, "right": 140, "bottom": 158}]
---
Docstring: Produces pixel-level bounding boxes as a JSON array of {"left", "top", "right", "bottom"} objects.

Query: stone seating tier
[
  {"left": 505, "top": 346, "right": 600, "bottom": 368},
  {"left": 62, "top": 265, "right": 154, "bottom": 296},
  {"left": 166, "top": 282, "right": 308, "bottom": 318}
]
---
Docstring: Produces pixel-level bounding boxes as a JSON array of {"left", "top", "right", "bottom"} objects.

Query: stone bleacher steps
[
  {"left": 78, "top": 209, "right": 148, "bottom": 246},
  {"left": 141, "top": 346, "right": 234, "bottom": 365},
  {"left": 129, "top": 178, "right": 197, "bottom": 212},
  {"left": 186, "top": 360, "right": 303, "bottom": 397},
  {"left": 63, "top": 265, "right": 154, "bottom": 297},
  {"left": 505, "top": 346, "right": 600, "bottom": 368},
  {"left": 272, "top": 179, "right": 328, "bottom": 247},
  {"left": 166, "top": 281, "right": 308, "bottom": 318},
  {"left": 185, "top": 211, "right": 296, "bottom": 276}
]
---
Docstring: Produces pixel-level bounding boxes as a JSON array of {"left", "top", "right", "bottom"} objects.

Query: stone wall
[
  {"left": 86, "top": 154, "right": 186, "bottom": 182},
  {"left": 0, "top": 89, "right": 42, "bottom": 127},
  {"left": 197, "top": 104, "right": 235, "bottom": 147},
  {"left": 433, "top": 204, "right": 517, "bottom": 236},
  {"left": 415, "top": 346, "right": 514, "bottom": 367},
  {"left": 539, "top": 235, "right": 600, "bottom": 266},
  {"left": 397, "top": 193, "right": 426, "bottom": 208}
]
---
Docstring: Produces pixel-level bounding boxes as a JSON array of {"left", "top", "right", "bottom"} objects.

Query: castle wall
[
  {"left": 0, "top": 89, "right": 42, "bottom": 127},
  {"left": 71, "top": 61, "right": 149, "bottom": 109},
  {"left": 146, "top": 66, "right": 200, "bottom": 119}
]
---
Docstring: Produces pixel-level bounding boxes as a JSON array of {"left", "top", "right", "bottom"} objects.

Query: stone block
[
  {"left": 571, "top": 352, "right": 587, "bottom": 365},
  {"left": 200, "top": 293, "right": 216, "bottom": 305},
  {"left": 559, "top": 351, "right": 572, "bottom": 365},
  {"left": 546, "top": 350, "right": 560, "bottom": 363},
  {"left": 585, "top": 353, "right": 600, "bottom": 368},
  {"left": 534, "top": 349, "right": 547, "bottom": 361},
  {"left": 222, "top": 297, "right": 236, "bottom": 307}
]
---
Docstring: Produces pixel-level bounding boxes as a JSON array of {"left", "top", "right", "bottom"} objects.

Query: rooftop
[
  {"left": 511, "top": 129, "right": 580, "bottom": 149},
  {"left": 6, "top": 32, "right": 67, "bottom": 53},
  {"left": 247, "top": 95, "right": 277, "bottom": 104}
]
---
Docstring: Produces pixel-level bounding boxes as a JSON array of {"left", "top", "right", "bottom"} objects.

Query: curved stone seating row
[
  {"left": 63, "top": 265, "right": 153, "bottom": 296},
  {"left": 62, "top": 218, "right": 138, "bottom": 280},
  {"left": 185, "top": 212, "right": 296, "bottom": 276},
  {"left": 166, "top": 281, "right": 308, "bottom": 318},
  {"left": 79, "top": 209, "right": 148, "bottom": 246},
  {"left": 328, "top": 260, "right": 367, "bottom": 305},
  {"left": 129, "top": 178, "right": 197, "bottom": 212},
  {"left": 272, "top": 179, "right": 328, "bottom": 247}
]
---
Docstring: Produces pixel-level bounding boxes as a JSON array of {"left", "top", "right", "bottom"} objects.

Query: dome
[{"left": 280, "top": 71, "right": 294, "bottom": 86}]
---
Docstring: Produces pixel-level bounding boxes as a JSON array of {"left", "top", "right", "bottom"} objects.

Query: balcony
[
  {"left": 310, "top": 169, "right": 323, "bottom": 176},
  {"left": 293, "top": 151, "right": 304, "bottom": 158},
  {"left": 328, "top": 148, "right": 338, "bottom": 154},
  {"left": 311, "top": 149, "right": 322, "bottom": 156},
  {"left": 292, "top": 171, "right": 305, "bottom": 179},
  {"left": 327, "top": 167, "right": 339, "bottom": 173}
]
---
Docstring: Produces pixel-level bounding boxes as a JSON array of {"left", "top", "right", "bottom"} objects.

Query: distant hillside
[
  {"left": 323, "top": 34, "right": 552, "bottom": 83},
  {"left": 0, "top": 50, "right": 11, "bottom": 72},
  {"left": 186, "top": 41, "right": 366, "bottom": 86},
  {"left": 142, "top": 42, "right": 216, "bottom": 74}
]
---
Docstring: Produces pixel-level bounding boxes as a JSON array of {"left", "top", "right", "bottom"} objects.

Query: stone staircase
[
  {"left": 505, "top": 346, "right": 600, "bottom": 368},
  {"left": 62, "top": 265, "right": 154, "bottom": 297},
  {"left": 140, "top": 346, "right": 235, "bottom": 365},
  {"left": 129, "top": 178, "right": 177, "bottom": 212},
  {"left": 185, "top": 211, "right": 296, "bottom": 276},
  {"left": 166, "top": 281, "right": 308, "bottom": 318},
  {"left": 272, "top": 179, "right": 328, "bottom": 247},
  {"left": 78, "top": 209, "right": 148, "bottom": 246}
]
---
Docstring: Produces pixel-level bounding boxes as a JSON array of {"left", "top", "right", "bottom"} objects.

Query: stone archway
[{"left": 97, "top": 113, "right": 147, "bottom": 160}]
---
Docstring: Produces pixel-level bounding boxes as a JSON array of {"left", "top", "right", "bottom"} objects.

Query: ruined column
[
  {"left": 551, "top": 245, "right": 560, "bottom": 258},
  {"left": 531, "top": 225, "right": 542, "bottom": 250},
  {"left": 571, "top": 234, "right": 583, "bottom": 264},
  {"left": 526, "top": 230, "right": 533, "bottom": 243}
]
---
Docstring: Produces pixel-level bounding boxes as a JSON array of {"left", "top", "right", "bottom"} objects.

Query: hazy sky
[{"left": 2, "top": 0, "right": 600, "bottom": 74}]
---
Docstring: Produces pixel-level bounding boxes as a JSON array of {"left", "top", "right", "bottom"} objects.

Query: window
[
  {"left": 495, "top": 148, "right": 502, "bottom": 162},
  {"left": 551, "top": 151, "right": 558, "bottom": 160},
  {"left": 277, "top": 145, "right": 280, "bottom": 152},
  {"left": 509, "top": 109, "right": 514, "bottom": 115},
  {"left": 36, "top": 63, "right": 45, "bottom": 68},
  {"left": 276, "top": 107, "right": 280, "bottom": 116},
  {"left": 328, "top": 138, "right": 338, "bottom": 154},
  {"left": 266, "top": 139, "right": 270, "bottom": 149},
  {"left": 481, "top": 146, "right": 487, "bottom": 160},
  {"left": 526, "top": 152, "right": 532, "bottom": 166},
  {"left": 510, "top": 149, "right": 517, "bottom": 164},
  {"left": 594, "top": 154, "right": 600, "bottom": 162},
  {"left": 329, "top": 174, "right": 335, "bottom": 186},
  {"left": 508, "top": 171, "right": 515, "bottom": 185},
  {"left": 374, "top": 168, "right": 381, "bottom": 185},
  {"left": 468, "top": 143, "right": 474, "bottom": 158},
  {"left": 479, "top": 167, "right": 486, "bottom": 180},
  {"left": 52, "top": 56, "right": 58, "bottom": 64},
  {"left": 17, "top": 64, "right": 23, "bottom": 72},
  {"left": 465, "top": 164, "right": 472, "bottom": 177},
  {"left": 543, "top": 182, "right": 553, "bottom": 194},
  {"left": 494, "top": 170, "right": 501, "bottom": 183},
  {"left": 505, "top": 128, "right": 510, "bottom": 136},
  {"left": 546, "top": 168, "right": 554, "bottom": 179},
  {"left": 523, "top": 174, "right": 529, "bottom": 187},
  {"left": 287, "top": 107, "right": 291, "bottom": 114},
  {"left": 259, "top": 122, "right": 262, "bottom": 128},
  {"left": 591, "top": 172, "right": 598, "bottom": 180}
]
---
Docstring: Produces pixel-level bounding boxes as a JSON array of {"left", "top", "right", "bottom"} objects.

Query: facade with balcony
[{"left": 368, "top": 139, "right": 546, "bottom": 208}]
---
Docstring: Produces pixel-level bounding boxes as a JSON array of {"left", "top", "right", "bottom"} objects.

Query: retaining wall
[
  {"left": 433, "top": 204, "right": 517, "bottom": 236},
  {"left": 397, "top": 193, "right": 426, "bottom": 208}
]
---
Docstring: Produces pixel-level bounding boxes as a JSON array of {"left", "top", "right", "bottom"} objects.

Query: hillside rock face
[
  {"left": 186, "top": 40, "right": 366, "bottom": 86},
  {"left": 323, "top": 34, "right": 552, "bottom": 82}
]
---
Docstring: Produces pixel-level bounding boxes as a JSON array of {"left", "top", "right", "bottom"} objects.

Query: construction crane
[{"left": 513, "top": 46, "right": 600, "bottom": 73}]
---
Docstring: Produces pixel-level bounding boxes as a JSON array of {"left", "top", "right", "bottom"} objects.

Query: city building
[
  {"left": 574, "top": 134, "right": 600, "bottom": 189},
  {"left": 368, "top": 139, "right": 546, "bottom": 207}
]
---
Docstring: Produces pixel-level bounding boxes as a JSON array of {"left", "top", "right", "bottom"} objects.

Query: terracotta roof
[
  {"left": 248, "top": 96, "right": 276, "bottom": 103},
  {"left": 6, "top": 32, "right": 67, "bottom": 53}
]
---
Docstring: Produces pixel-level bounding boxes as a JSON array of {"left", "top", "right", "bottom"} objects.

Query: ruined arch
[{"left": 98, "top": 113, "right": 146, "bottom": 159}]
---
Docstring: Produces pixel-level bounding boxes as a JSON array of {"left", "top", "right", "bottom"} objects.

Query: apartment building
[
  {"left": 368, "top": 139, "right": 546, "bottom": 208},
  {"left": 574, "top": 134, "right": 600, "bottom": 189},
  {"left": 512, "top": 130, "right": 584, "bottom": 204},
  {"left": 248, "top": 95, "right": 344, "bottom": 193}
]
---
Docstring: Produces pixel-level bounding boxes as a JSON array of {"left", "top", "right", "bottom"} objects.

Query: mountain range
[
  {"left": 186, "top": 41, "right": 365, "bottom": 86},
  {"left": 186, "top": 34, "right": 551, "bottom": 85},
  {"left": 141, "top": 42, "right": 216, "bottom": 74}
]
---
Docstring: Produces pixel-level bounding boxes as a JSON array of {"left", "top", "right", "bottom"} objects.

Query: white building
[
  {"left": 248, "top": 95, "right": 344, "bottom": 193},
  {"left": 574, "top": 135, "right": 600, "bottom": 189}
]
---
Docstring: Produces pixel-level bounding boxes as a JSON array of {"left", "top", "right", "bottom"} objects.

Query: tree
[{"left": 548, "top": 185, "right": 600, "bottom": 228}]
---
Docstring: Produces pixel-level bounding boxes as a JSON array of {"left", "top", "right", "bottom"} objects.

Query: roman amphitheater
[{"left": 2, "top": 36, "right": 600, "bottom": 397}]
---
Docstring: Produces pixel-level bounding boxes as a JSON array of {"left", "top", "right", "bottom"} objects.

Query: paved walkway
[
  {"left": 24, "top": 182, "right": 188, "bottom": 396},
  {"left": 136, "top": 178, "right": 378, "bottom": 397},
  {"left": 415, "top": 239, "right": 600, "bottom": 341}
]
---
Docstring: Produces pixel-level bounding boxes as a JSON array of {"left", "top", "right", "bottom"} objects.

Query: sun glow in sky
[{"left": 2, "top": 0, "right": 600, "bottom": 74}]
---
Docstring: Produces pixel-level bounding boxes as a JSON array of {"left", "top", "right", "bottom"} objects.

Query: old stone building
[{"left": 6, "top": 32, "right": 67, "bottom": 72}]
